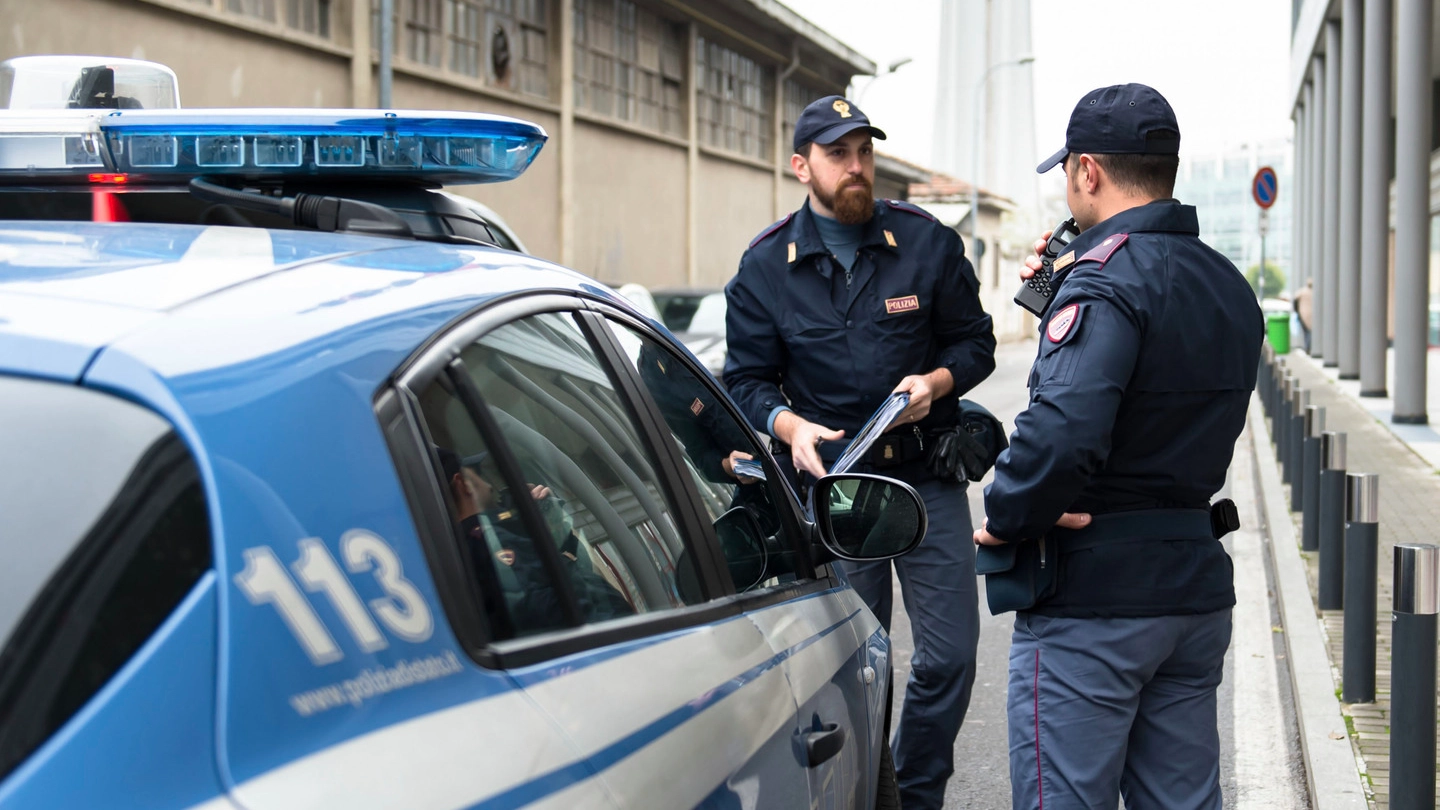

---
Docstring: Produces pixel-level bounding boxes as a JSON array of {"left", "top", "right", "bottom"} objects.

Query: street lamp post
[
  {"left": 855, "top": 57, "right": 914, "bottom": 107},
  {"left": 969, "top": 56, "right": 1035, "bottom": 251}
]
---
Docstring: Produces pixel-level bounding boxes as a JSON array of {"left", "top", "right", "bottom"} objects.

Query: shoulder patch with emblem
[
  {"left": 749, "top": 212, "right": 795, "bottom": 248},
  {"left": 883, "top": 199, "right": 938, "bottom": 223},
  {"left": 1074, "top": 233, "right": 1129, "bottom": 267},
  {"left": 1046, "top": 303, "right": 1082, "bottom": 344}
]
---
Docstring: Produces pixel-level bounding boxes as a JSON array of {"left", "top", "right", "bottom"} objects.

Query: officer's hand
[
  {"left": 973, "top": 520, "right": 1006, "bottom": 546},
  {"left": 1020, "top": 229, "right": 1054, "bottom": 281},
  {"left": 1054, "top": 512, "right": 1091, "bottom": 529},
  {"left": 890, "top": 369, "right": 954, "bottom": 428},
  {"left": 774, "top": 412, "right": 844, "bottom": 479},
  {"left": 973, "top": 512, "right": 1092, "bottom": 546},
  {"left": 721, "top": 450, "right": 759, "bottom": 483}
]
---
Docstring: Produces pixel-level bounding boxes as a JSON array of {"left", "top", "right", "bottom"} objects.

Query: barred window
[
  {"left": 485, "top": 0, "right": 549, "bottom": 97},
  {"left": 574, "top": 0, "right": 684, "bottom": 136},
  {"left": 440, "top": 1, "right": 550, "bottom": 97},
  {"left": 697, "top": 37, "right": 773, "bottom": 161},
  {"left": 784, "top": 79, "right": 826, "bottom": 156},
  {"left": 226, "top": 0, "right": 278, "bottom": 21},
  {"left": 448, "top": 1, "right": 484, "bottom": 77},
  {"left": 407, "top": 0, "right": 445, "bottom": 67},
  {"left": 286, "top": 0, "right": 332, "bottom": 36}
]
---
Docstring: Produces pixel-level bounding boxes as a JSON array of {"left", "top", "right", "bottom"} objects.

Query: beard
[{"left": 816, "top": 175, "right": 874, "bottom": 225}]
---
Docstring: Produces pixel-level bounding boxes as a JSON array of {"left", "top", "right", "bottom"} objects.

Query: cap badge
[
  {"left": 832, "top": 99, "right": 852, "bottom": 119},
  {"left": 1047, "top": 303, "right": 1081, "bottom": 343}
]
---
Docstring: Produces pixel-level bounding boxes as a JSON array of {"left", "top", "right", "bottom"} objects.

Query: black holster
[{"left": 926, "top": 399, "right": 1008, "bottom": 483}]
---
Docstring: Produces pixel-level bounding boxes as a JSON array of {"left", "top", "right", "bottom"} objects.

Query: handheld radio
[{"left": 1014, "top": 218, "right": 1081, "bottom": 316}]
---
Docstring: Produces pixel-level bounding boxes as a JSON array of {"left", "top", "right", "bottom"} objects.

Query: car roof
[{"left": 0, "top": 221, "right": 619, "bottom": 383}]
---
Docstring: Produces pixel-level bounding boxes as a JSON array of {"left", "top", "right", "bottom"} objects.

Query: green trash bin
[{"left": 1266, "top": 311, "right": 1291, "bottom": 354}]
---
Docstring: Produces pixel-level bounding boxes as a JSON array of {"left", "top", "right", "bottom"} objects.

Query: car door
[
  {"left": 593, "top": 307, "right": 886, "bottom": 810},
  {"left": 388, "top": 295, "right": 813, "bottom": 808}
]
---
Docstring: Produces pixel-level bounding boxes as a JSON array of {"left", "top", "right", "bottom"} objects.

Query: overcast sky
[{"left": 781, "top": 0, "right": 1295, "bottom": 172}]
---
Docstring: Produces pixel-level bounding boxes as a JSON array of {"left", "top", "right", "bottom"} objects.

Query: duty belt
[
  {"left": 1050, "top": 508, "right": 1216, "bottom": 553},
  {"left": 818, "top": 428, "right": 927, "bottom": 469}
]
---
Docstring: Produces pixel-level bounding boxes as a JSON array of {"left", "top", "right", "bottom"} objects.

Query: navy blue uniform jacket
[
  {"left": 723, "top": 199, "right": 996, "bottom": 441},
  {"left": 984, "top": 200, "right": 1263, "bottom": 617}
]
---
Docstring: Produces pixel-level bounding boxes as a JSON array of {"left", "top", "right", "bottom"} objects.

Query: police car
[{"left": 0, "top": 57, "right": 924, "bottom": 809}]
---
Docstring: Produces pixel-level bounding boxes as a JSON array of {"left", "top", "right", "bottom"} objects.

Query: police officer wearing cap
[
  {"left": 724, "top": 94, "right": 996, "bottom": 809},
  {"left": 974, "top": 84, "right": 1262, "bottom": 809}
]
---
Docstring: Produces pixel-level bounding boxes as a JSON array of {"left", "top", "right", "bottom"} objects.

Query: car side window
[
  {"left": 413, "top": 311, "right": 705, "bottom": 641},
  {"left": 602, "top": 320, "right": 807, "bottom": 591},
  {"left": 0, "top": 384, "right": 211, "bottom": 783}
]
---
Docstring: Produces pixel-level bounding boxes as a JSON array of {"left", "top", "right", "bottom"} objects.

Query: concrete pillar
[
  {"left": 350, "top": 0, "right": 373, "bottom": 107},
  {"left": 1323, "top": 21, "right": 1342, "bottom": 366},
  {"left": 1394, "top": 0, "right": 1433, "bottom": 424},
  {"left": 558, "top": 0, "right": 575, "bottom": 267},
  {"left": 1310, "top": 56, "right": 1327, "bottom": 358},
  {"left": 1295, "top": 98, "right": 1308, "bottom": 303},
  {"left": 1360, "top": 0, "right": 1392, "bottom": 396},
  {"left": 685, "top": 21, "right": 699, "bottom": 287},
  {"left": 1337, "top": 0, "right": 1364, "bottom": 379}
]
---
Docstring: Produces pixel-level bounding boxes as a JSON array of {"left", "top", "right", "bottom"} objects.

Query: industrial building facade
[
  {"left": 2, "top": 0, "right": 874, "bottom": 289},
  {"left": 3, "top": 0, "right": 1038, "bottom": 340}
]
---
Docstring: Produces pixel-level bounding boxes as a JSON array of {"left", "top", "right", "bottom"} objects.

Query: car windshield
[
  {"left": 687, "top": 293, "right": 726, "bottom": 335},
  {"left": 0, "top": 377, "right": 173, "bottom": 648},
  {"left": 655, "top": 291, "right": 723, "bottom": 333}
]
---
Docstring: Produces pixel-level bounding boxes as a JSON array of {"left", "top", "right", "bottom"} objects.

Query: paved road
[{"left": 885, "top": 339, "right": 1308, "bottom": 809}]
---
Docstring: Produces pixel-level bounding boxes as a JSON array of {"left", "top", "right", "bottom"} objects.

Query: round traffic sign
[{"left": 1252, "top": 166, "right": 1278, "bottom": 209}]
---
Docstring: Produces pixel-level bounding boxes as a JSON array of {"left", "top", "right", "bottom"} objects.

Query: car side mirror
[
  {"left": 812, "top": 473, "right": 926, "bottom": 561},
  {"left": 713, "top": 505, "right": 769, "bottom": 591}
]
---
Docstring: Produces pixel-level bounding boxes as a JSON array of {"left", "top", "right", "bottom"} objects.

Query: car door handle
[{"left": 805, "top": 722, "right": 846, "bottom": 767}]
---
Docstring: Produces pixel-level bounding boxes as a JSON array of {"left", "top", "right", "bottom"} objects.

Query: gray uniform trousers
[
  {"left": 839, "top": 476, "right": 978, "bottom": 810},
  {"left": 1007, "top": 609, "right": 1233, "bottom": 809}
]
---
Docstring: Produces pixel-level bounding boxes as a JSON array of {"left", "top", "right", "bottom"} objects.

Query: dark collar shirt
[
  {"left": 983, "top": 200, "right": 1263, "bottom": 615},
  {"left": 723, "top": 198, "right": 996, "bottom": 439}
]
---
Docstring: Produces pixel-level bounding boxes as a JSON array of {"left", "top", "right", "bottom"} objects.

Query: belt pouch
[{"left": 975, "top": 537, "right": 1057, "bottom": 614}]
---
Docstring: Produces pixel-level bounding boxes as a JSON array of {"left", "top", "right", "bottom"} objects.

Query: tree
[{"left": 1245, "top": 261, "right": 1286, "bottom": 299}]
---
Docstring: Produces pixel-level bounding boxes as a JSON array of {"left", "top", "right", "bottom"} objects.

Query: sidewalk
[
  {"left": 1307, "top": 346, "right": 1440, "bottom": 471},
  {"left": 1258, "top": 348, "right": 1440, "bottom": 809}
]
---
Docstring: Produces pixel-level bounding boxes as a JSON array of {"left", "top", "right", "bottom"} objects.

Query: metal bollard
[
  {"left": 1259, "top": 345, "right": 1272, "bottom": 404},
  {"left": 1280, "top": 378, "right": 1297, "bottom": 483},
  {"left": 1271, "top": 364, "right": 1288, "bottom": 433},
  {"left": 1317, "top": 432, "right": 1347, "bottom": 610},
  {"left": 1300, "top": 405, "right": 1326, "bottom": 551},
  {"left": 1288, "top": 388, "right": 1310, "bottom": 509},
  {"left": 1262, "top": 355, "right": 1272, "bottom": 413},
  {"left": 1390, "top": 543, "right": 1438, "bottom": 810},
  {"left": 1341, "top": 473, "right": 1379, "bottom": 703}
]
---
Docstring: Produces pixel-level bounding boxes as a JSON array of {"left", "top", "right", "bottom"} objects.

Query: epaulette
[
  {"left": 749, "top": 212, "right": 794, "bottom": 248},
  {"left": 1074, "top": 233, "right": 1129, "bottom": 267},
  {"left": 883, "top": 199, "right": 938, "bottom": 223}
]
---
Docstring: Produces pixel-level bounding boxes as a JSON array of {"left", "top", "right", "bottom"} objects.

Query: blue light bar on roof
[{"left": 94, "top": 109, "right": 547, "bottom": 183}]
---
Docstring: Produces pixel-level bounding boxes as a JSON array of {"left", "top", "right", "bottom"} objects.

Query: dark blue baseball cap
[
  {"left": 793, "top": 94, "right": 887, "bottom": 154},
  {"left": 1036, "top": 83, "right": 1181, "bottom": 173}
]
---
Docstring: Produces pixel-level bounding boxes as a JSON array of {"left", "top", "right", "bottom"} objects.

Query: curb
[{"left": 1247, "top": 396, "right": 1369, "bottom": 810}]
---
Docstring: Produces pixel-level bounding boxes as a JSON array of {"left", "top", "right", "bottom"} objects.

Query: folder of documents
[{"left": 829, "top": 392, "right": 911, "bottom": 475}]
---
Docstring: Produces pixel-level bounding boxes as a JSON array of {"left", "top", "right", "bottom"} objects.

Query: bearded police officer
[
  {"left": 975, "top": 84, "right": 1262, "bottom": 810},
  {"left": 724, "top": 95, "right": 996, "bottom": 809}
]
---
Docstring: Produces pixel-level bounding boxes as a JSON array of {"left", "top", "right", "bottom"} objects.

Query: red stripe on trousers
[{"left": 1034, "top": 649, "right": 1043, "bottom": 810}]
